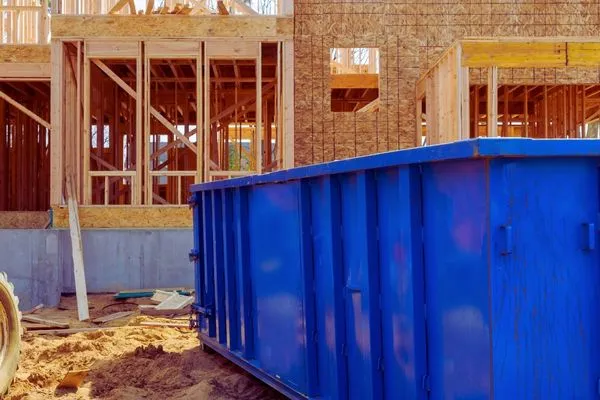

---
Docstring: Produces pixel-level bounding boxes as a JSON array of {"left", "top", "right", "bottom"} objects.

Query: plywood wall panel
[{"left": 294, "top": 0, "right": 600, "bottom": 165}]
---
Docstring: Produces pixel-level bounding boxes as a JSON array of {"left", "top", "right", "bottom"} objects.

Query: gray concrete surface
[{"left": 0, "top": 229, "right": 194, "bottom": 310}]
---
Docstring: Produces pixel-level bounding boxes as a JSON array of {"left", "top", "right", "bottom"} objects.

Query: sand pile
[{"left": 7, "top": 296, "right": 284, "bottom": 400}]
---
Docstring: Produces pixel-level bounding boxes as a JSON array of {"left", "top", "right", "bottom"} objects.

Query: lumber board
[
  {"left": 21, "top": 315, "right": 70, "bottom": 328},
  {"left": 92, "top": 311, "right": 134, "bottom": 323},
  {"left": 487, "top": 67, "right": 498, "bottom": 137},
  {"left": 139, "top": 321, "right": 189, "bottom": 328},
  {"left": 145, "top": 40, "right": 200, "bottom": 57},
  {"left": 462, "top": 41, "right": 566, "bottom": 68},
  {"left": 86, "top": 40, "right": 139, "bottom": 58},
  {"left": 51, "top": 206, "right": 193, "bottom": 228},
  {"left": 51, "top": 15, "right": 294, "bottom": 39},
  {"left": 66, "top": 176, "right": 89, "bottom": 321},
  {"left": 0, "top": 63, "right": 50, "bottom": 78},
  {"left": 330, "top": 74, "right": 379, "bottom": 89}
]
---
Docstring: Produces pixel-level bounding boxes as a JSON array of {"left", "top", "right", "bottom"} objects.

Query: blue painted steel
[{"left": 190, "top": 138, "right": 600, "bottom": 400}]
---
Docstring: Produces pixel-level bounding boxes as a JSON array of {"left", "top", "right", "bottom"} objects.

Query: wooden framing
[
  {"left": 50, "top": 31, "right": 293, "bottom": 208},
  {"left": 417, "top": 37, "right": 600, "bottom": 145}
]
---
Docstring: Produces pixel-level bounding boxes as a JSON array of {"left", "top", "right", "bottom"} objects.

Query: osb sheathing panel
[
  {"left": 52, "top": 15, "right": 294, "bottom": 39},
  {"left": 0, "top": 45, "right": 50, "bottom": 63},
  {"left": 52, "top": 206, "right": 192, "bottom": 228},
  {"left": 0, "top": 211, "right": 49, "bottom": 229},
  {"left": 294, "top": 1, "right": 600, "bottom": 165}
]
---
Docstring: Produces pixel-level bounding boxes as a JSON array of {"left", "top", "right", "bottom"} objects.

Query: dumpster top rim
[{"left": 191, "top": 138, "right": 600, "bottom": 192}]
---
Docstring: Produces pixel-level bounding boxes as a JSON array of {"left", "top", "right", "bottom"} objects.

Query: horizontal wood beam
[
  {"left": 331, "top": 73, "right": 379, "bottom": 89},
  {"left": 51, "top": 15, "right": 294, "bottom": 39},
  {"left": 461, "top": 40, "right": 600, "bottom": 68}
]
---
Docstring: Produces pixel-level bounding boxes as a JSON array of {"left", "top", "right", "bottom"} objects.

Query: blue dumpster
[{"left": 189, "top": 138, "right": 600, "bottom": 399}]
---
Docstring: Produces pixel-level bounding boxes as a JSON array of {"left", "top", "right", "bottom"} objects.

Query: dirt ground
[{"left": 7, "top": 294, "right": 285, "bottom": 400}]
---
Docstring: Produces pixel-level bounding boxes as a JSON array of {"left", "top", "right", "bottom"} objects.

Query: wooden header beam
[
  {"left": 51, "top": 15, "right": 294, "bottom": 39},
  {"left": 461, "top": 39, "right": 600, "bottom": 68}
]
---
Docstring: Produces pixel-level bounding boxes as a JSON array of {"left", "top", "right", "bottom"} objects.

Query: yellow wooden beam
[
  {"left": 461, "top": 41, "right": 567, "bottom": 68},
  {"left": 566, "top": 42, "right": 600, "bottom": 66},
  {"left": 330, "top": 73, "right": 379, "bottom": 89},
  {"left": 461, "top": 40, "right": 600, "bottom": 68}
]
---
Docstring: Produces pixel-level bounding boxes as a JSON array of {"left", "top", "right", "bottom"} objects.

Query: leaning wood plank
[
  {"left": 0, "top": 90, "right": 51, "bottom": 129},
  {"left": 91, "top": 59, "right": 197, "bottom": 154},
  {"left": 92, "top": 311, "right": 134, "bottom": 323},
  {"left": 145, "top": 0, "right": 154, "bottom": 14},
  {"left": 23, "top": 303, "right": 44, "bottom": 315},
  {"left": 217, "top": 1, "right": 229, "bottom": 14},
  {"left": 66, "top": 175, "right": 89, "bottom": 321},
  {"left": 108, "top": 0, "right": 129, "bottom": 14},
  {"left": 232, "top": 0, "right": 257, "bottom": 15},
  {"left": 22, "top": 315, "right": 70, "bottom": 328},
  {"left": 140, "top": 321, "right": 189, "bottom": 328}
]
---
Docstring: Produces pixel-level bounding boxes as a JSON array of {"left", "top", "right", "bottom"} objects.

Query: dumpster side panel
[
  {"left": 421, "top": 159, "right": 492, "bottom": 399},
  {"left": 339, "top": 171, "right": 383, "bottom": 400},
  {"left": 375, "top": 165, "right": 427, "bottom": 400},
  {"left": 221, "top": 188, "right": 240, "bottom": 351},
  {"left": 247, "top": 183, "right": 309, "bottom": 393},
  {"left": 489, "top": 158, "right": 600, "bottom": 398},
  {"left": 311, "top": 175, "right": 348, "bottom": 400}
]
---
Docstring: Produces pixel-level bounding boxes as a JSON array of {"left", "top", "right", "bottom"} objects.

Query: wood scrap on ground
[
  {"left": 155, "top": 293, "right": 193, "bottom": 310},
  {"left": 22, "top": 303, "right": 44, "bottom": 314},
  {"left": 140, "top": 321, "right": 189, "bottom": 328},
  {"left": 56, "top": 369, "right": 90, "bottom": 389},
  {"left": 140, "top": 304, "right": 191, "bottom": 317},
  {"left": 92, "top": 311, "right": 134, "bottom": 324},
  {"left": 22, "top": 315, "right": 69, "bottom": 329}
]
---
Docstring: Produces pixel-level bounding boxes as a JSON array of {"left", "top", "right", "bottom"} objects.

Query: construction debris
[
  {"left": 22, "top": 303, "right": 44, "bottom": 315},
  {"left": 92, "top": 311, "right": 134, "bottom": 324},
  {"left": 155, "top": 292, "right": 193, "bottom": 310},
  {"left": 21, "top": 315, "right": 69, "bottom": 329},
  {"left": 139, "top": 304, "right": 191, "bottom": 317},
  {"left": 140, "top": 321, "right": 189, "bottom": 328},
  {"left": 56, "top": 369, "right": 90, "bottom": 390}
]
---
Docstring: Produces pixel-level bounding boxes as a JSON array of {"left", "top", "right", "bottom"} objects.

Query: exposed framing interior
[
  {"left": 50, "top": 16, "right": 294, "bottom": 208},
  {"left": 0, "top": 45, "right": 51, "bottom": 211},
  {"left": 416, "top": 38, "right": 600, "bottom": 145}
]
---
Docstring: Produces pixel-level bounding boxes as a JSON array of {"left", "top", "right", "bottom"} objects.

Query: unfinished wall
[{"left": 293, "top": 1, "right": 600, "bottom": 165}]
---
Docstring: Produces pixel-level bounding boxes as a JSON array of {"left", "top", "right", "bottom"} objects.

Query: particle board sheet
[
  {"left": 293, "top": 0, "right": 600, "bottom": 165},
  {"left": 51, "top": 206, "right": 192, "bottom": 228},
  {"left": 0, "top": 211, "right": 49, "bottom": 228},
  {"left": 0, "top": 45, "right": 50, "bottom": 63}
]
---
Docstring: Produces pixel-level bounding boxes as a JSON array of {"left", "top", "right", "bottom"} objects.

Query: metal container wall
[{"left": 189, "top": 138, "right": 600, "bottom": 400}]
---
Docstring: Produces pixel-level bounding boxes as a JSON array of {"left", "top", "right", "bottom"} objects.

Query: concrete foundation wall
[{"left": 0, "top": 229, "right": 194, "bottom": 310}]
